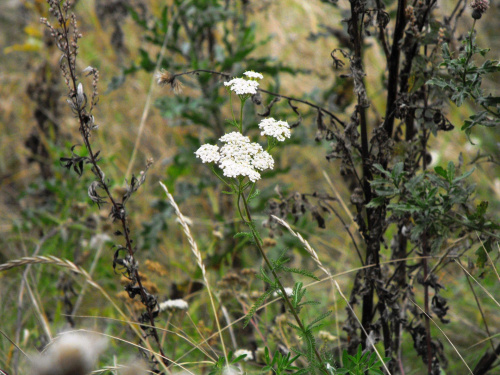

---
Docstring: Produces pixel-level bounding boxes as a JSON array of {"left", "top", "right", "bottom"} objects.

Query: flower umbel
[
  {"left": 196, "top": 132, "right": 274, "bottom": 182},
  {"left": 243, "top": 70, "right": 264, "bottom": 80},
  {"left": 224, "top": 77, "right": 259, "bottom": 96},
  {"left": 219, "top": 133, "right": 273, "bottom": 182},
  {"left": 159, "top": 299, "right": 189, "bottom": 312},
  {"left": 194, "top": 144, "right": 220, "bottom": 163},
  {"left": 258, "top": 118, "right": 291, "bottom": 142}
]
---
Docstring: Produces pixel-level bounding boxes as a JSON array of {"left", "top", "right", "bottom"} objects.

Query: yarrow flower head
[
  {"left": 194, "top": 144, "right": 220, "bottom": 163},
  {"left": 224, "top": 77, "right": 259, "bottom": 96},
  {"left": 243, "top": 70, "right": 264, "bottom": 80},
  {"left": 219, "top": 132, "right": 274, "bottom": 182},
  {"left": 195, "top": 131, "right": 274, "bottom": 182},
  {"left": 159, "top": 299, "right": 189, "bottom": 312},
  {"left": 471, "top": 0, "right": 489, "bottom": 19},
  {"left": 32, "top": 331, "right": 108, "bottom": 375},
  {"left": 258, "top": 118, "right": 291, "bottom": 142},
  {"left": 273, "top": 287, "right": 294, "bottom": 298}
]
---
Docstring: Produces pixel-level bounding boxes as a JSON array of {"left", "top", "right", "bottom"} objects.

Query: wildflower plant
[
  {"left": 3, "top": 0, "right": 499, "bottom": 374},
  {"left": 194, "top": 72, "right": 330, "bottom": 373}
]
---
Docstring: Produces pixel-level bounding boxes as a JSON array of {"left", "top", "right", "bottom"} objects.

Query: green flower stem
[
  {"left": 236, "top": 191, "right": 249, "bottom": 226},
  {"left": 229, "top": 92, "right": 237, "bottom": 127},
  {"left": 239, "top": 98, "right": 246, "bottom": 132},
  {"left": 210, "top": 165, "right": 232, "bottom": 189},
  {"left": 239, "top": 190, "right": 327, "bottom": 373}
]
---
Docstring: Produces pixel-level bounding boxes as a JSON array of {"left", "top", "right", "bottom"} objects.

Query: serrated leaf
[
  {"left": 307, "top": 311, "right": 332, "bottom": 329},
  {"left": 281, "top": 266, "right": 320, "bottom": 281},
  {"left": 234, "top": 231, "right": 253, "bottom": 239}
]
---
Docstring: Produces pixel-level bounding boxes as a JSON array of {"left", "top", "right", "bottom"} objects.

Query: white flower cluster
[
  {"left": 258, "top": 118, "right": 291, "bottom": 142},
  {"left": 159, "top": 299, "right": 189, "bottom": 312},
  {"left": 234, "top": 349, "right": 254, "bottom": 361},
  {"left": 272, "top": 287, "right": 294, "bottom": 298},
  {"left": 224, "top": 78, "right": 259, "bottom": 95},
  {"left": 195, "top": 132, "right": 274, "bottom": 182},
  {"left": 194, "top": 144, "right": 220, "bottom": 163},
  {"left": 224, "top": 71, "right": 263, "bottom": 96},
  {"left": 243, "top": 71, "right": 264, "bottom": 80}
]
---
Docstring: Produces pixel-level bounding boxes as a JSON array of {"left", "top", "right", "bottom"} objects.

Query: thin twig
[
  {"left": 462, "top": 269, "right": 495, "bottom": 352},
  {"left": 169, "top": 69, "right": 345, "bottom": 127},
  {"left": 454, "top": 259, "right": 500, "bottom": 308},
  {"left": 409, "top": 299, "right": 474, "bottom": 374}
]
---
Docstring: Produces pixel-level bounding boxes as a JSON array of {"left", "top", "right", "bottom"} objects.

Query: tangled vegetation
[{"left": 0, "top": 0, "right": 499, "bottom": 374}]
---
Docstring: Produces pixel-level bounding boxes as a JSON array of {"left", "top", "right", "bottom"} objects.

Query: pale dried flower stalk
[
  {"left": 0, "top": 255, "right": 93, "bottom": 282},
  {"left": 159, "top": 181, "right": 228, "bottom": 362},
  {"left": 159, "top": 182, "right": 206, "bottom": 278},
  {"left": 0, "top": 254, "right": 166, "bottom": 368},
  {"left": 270, "top": 216, "right": 331, "bottom": 278}
]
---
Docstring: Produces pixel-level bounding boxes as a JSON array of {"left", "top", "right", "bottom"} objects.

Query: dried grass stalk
[{"left": 159, "top": 181, "right": 228, "bottom": 362}]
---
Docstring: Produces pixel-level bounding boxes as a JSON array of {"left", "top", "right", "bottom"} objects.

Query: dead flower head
[
  {"left": 155, "top": 69, "right": 183, "bottom": 94},
  {"left": 31, "top": 331, "right": 108, "bottom": 375},
  {"left": 471, "top": 0, "right": 489, "bottom": 19}
]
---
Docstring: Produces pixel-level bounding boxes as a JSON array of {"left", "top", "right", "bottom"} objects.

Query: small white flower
[
  {"left": 195, "top": 144, "right": 220, "bottom": 163},
  {"left": 243, "top": 71, "right": 264, "bottom": 80},
  {"left": 273, "top": 287, "right": 294, "bottom": 298},
  {"left": 196, "top": 131, "right": 275, "bottom": 183},
  {"left": 258, "top": 118, "right": 291, "bottom": 142},
  {"left": 159, "top": 299, "right": 189, "bottom": 312},
  {"left": 219, "top": 159, "right": 261, "bottom": 182},
  {"left": 218, "top": 133, "right": 273, "bottom": 182},
  {"left": 220, "top": 132, "right": 251, "bottom": 144},
  {"left": 234, "top": 349, "right": 254, "bottom": 361},
  {"left": 252, "top": 150, "right": 274, "bottom": 171},
  {"left": 224, "top": 77, "right": 259, "bottom": 96}
]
